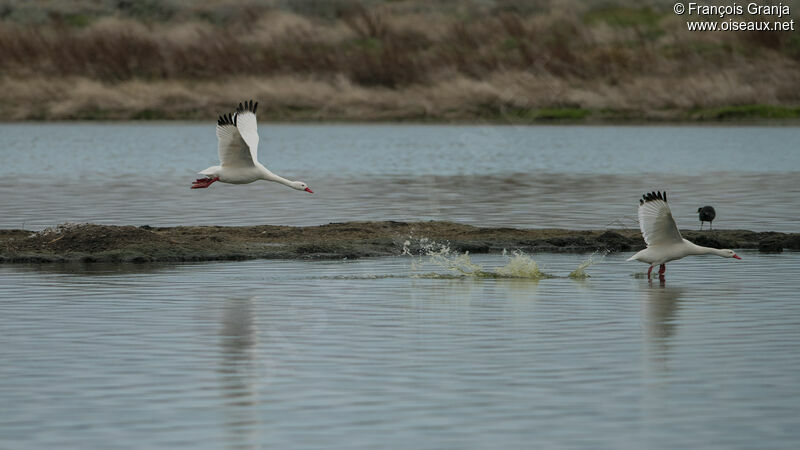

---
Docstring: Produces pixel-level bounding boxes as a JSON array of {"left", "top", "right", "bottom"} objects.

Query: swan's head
[
  {"left": 291, "top": 181, "right": 313, "bottom": 193},
  {"left": 721, "top": 249, "right": 742, "bottom": 260}
]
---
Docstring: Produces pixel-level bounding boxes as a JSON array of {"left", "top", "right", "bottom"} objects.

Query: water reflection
[
  {"left": 9, "top": 262, "right": 180, "bottom": 276},
  {"left": 218, "top": 296, "right": 262, "bottom": 448},
  {"left": 641, "top": 284, "right": 686, "bottom": 371},
  {"left": 2, "top": 253, "right": 800, "bottom": 448}
]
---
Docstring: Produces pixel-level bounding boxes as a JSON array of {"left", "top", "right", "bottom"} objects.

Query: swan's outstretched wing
[
  {"left": 216, "top": 113, "right": 254, "bottom": 168},
  {"left": 235, "top": 100, "right": 259, "bottom": 164},
  {"left": 637, "top": 191, "right": 683, "bottom": 246}
]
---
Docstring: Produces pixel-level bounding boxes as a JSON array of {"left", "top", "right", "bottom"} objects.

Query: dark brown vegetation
[
  {"left": 0, "top": 0, "right": 799, "bottom": 121},
  {"left": 1, "top": 221, "right": 796, "bottom": 263}
]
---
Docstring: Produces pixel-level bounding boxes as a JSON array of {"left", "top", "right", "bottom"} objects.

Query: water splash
[
  {"left": 568, "top": 250, "right": 608, "bottom": 279},
  {"left": 402, "top": 237, "right": 454, "bottom": 273},
  {"left": 403, "top": 237, "right": 550, "bottom": 280},
  {"left": 494, "top": 250, "right": 548, "bottom": 279}
]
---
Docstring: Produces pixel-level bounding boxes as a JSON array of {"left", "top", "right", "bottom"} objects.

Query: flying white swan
[
  {"left": 191, "top": 100, "right": 313, "bottom": 193},
  {"left": 628, "top": 191, "right": 740, "bottom": 278}
]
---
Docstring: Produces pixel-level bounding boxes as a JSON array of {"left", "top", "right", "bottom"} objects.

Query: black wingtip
[
  {"left": 218, "top": 114, "right": 233, "bottom": 126},
  {"left": 230, "top": 99, "right": 258, "bottom": 114},
  {"left": 641, "top": 190, "right": 668, "bottom": 204},
  {"left": 219, "top": 100, "right": 258, "bottom": 124}
]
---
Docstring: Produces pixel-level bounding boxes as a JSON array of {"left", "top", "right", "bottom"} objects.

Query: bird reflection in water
[
  {"left": 642, "top": 284, "right": 685, "bottom": 372},
  {"left": 218, "top": 296, "right": 265, "bottom": 448}
]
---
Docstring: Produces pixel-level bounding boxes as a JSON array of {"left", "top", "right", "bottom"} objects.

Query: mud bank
[{"left": 0, "top": 222, "right": 797, "bottom": 263}]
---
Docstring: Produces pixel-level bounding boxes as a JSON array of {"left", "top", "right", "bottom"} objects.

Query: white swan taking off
[
  {"left": 192, "top": 100, "right": 313, "bottom": 193},
  {"left": 628, "top": 191, "right": 740, "bottom": 279}
]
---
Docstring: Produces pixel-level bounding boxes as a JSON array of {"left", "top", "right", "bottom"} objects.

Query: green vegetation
[{"left": 583, "top": 6, "right": 664, "bottom": 28}]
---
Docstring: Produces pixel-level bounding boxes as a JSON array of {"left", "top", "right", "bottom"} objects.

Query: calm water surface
[
  {"left": 0, "top": 123, "right": 798, "bottom": 231},
  {"left": 2, "top": 252, "right": 800, "bottom": 448},
  {"left": 2, "top": 123, "right": 800, "bottom": 448}
]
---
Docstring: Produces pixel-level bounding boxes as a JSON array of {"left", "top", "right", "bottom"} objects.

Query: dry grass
[
  {"left": 0, "top": 1, "right": 798, "bottom": 121},
  {"left": 3, "top": 69, "right": 797, "bottom": 122}
]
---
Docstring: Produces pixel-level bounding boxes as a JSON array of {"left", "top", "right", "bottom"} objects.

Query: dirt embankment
[{"left": 0, "top": 222, "right": 797, "bottom": 263}]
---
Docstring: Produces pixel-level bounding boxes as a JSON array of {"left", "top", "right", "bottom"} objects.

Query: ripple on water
[{"left": 2, "top": 253, "right": 800, "bottom": 447}]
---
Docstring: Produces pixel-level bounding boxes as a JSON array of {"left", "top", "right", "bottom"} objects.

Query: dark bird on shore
[{"left": 698, "top": 206, "right": 716, "bottom": 230}]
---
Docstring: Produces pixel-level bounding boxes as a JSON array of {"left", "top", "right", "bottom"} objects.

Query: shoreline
[
  {"left": 1, "top": 222, "right": 797, "bottom": 263},
  {"left": 2, "top": 107, "right": 799, "bottom": 125},
  {"left": 3, "top": 118, "right": 800, "bottom": 126}
]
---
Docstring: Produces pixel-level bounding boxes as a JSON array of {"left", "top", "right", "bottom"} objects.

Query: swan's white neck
[
  {"left": 259, "top": 165, "right": 295, "bottom": 188},
  {"left": 687, "top": 241, "right": 728, "bottom": 257}
]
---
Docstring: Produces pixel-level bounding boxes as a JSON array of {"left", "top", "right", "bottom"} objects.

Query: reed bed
[{"left": 0, "top": 0, "right": 798, "bottom": 121}]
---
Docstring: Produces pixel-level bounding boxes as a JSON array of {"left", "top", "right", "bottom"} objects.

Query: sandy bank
[{"left": 0, "top": 222, "right": 797, "bottom": 263}]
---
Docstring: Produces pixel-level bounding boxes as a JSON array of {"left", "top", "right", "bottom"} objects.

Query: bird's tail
[
  {"left": 626, "top": 250, "right": 643, "bottom": 262},
  {"left": 199, "top": 166, "right": 221, "bottom": 176}
]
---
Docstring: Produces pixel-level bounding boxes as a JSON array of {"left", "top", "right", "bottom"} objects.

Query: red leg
[
  {"left": 658, "top": 264, "right": 666, "bottom": 276},
  {"left": 647, "top": 266, "right": 654, "bottom": 278},
  {"left": 191, "top": 177, "right": 219, "bottom": 189}
]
